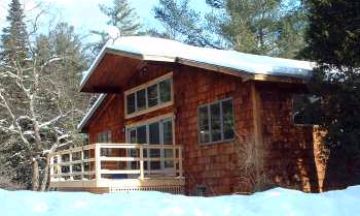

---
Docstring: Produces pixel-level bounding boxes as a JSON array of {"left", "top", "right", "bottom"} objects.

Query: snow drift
[{"left": 0, "top": 186, "right": 359, "bottom": 216}]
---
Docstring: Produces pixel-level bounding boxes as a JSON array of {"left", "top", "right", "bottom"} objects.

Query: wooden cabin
[{"left": 48, "top": 37, "right": 325, "bottom": 195}]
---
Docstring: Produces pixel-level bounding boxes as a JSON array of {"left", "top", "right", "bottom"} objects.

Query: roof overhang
[
  {"left": 80, "top": 48, "right": 143, "bottom": 93},
  {"left": 80, "top": 48, "right": 308, "bottom": 93}
]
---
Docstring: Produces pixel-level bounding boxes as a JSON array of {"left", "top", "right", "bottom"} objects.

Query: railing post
[
  {"left": 81, "top": 150, "right": 84, "bottom": 180},
  {"left": 95, "top": 144, "right": 101, "bottom": 186},
  {"left": 178, "top": 146, "right": 183, "bottom": 178},
  {"left": 69, "top": 151, "right": 73, "bottom": 180},
  {"left": 139, "top": 145, "right": 144, "bottom": 180},
  {"left": 58, "top": 155, "right": 62, "bottom": 181}
]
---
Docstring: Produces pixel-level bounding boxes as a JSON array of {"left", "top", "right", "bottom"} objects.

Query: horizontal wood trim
[{"left": 101, "top": 169, "right": 141, "bottom": 174}]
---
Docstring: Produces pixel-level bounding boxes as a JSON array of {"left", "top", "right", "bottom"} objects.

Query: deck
[{"left": 48, "top": 143, "right": 184, "bottom": 194}]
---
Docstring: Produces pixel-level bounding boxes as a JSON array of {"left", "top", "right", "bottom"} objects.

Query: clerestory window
[{"left": 125, "top": 73, "right": 173, "bottom": 118}]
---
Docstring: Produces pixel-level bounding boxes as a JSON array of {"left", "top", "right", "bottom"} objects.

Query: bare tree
[{"left": 0, "top": 17, "right": 88, "bottom": 190}]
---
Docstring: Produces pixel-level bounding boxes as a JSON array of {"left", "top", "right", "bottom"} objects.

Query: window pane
[
  {"left": 150, "top": 161, "right": 161, "bottom": 170},
  {"left": 127, "top": 93, "right": 136, "bottom": 114},
  {"left": 222, "top": 100, "right": 234, "bottom": 140},
  {"left": 107, "top": 131, "right": 112, "bottom": 142},
  {"left": 164, "top": 149, "right": 173, "bottom": 158},
  {"left": 129, "top": 129, "right": 137, "bottom": 143},
  {"left": 128, "top": 128, "right": 138, "bottom": 161},
  {"left": 136, "top": 89, "right": 146, "bottom": 111},
  {"left": 199, "top": 106, "right": 210, "bottom": 143},
  {"left": 210, "top": 103, "right": 222, "bottom": 142},
  {"left": 147, "top": 84, "right": 159, "bottom": 107},
  {"left": 137, "top": 126, "right": 147, "bottom": 144},
  {"left": 97, "top": 130, "right": 111, "bottom": 143},
  {"left": 150, "top": 149, "right": 160, "bottom": 157},
  {"left": 164, "top": 161, "right": 174, "bottom": 168},
  {"left": 149, "top": 122, "right": 160, "bottom": 145},
  {"left": 162, "top": 120, "right": 173, "bottom": 145},
  {"left": 159, "top": 79, "right": 171, "bottom": 103}
]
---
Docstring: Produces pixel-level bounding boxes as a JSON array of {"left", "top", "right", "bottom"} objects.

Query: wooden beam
[
  {"left": 251, "top": 81, "right": 264, "bottom": 180},
  {"left": 253, "top": 74, "right": 307, "bottom": 84}
]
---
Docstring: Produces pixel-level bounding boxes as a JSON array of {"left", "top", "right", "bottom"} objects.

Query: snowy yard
[{"left": 0, "top": 187, "right": 359, "bottom": 216}]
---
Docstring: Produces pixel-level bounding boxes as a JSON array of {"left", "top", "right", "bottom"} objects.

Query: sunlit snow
[{"left": 1, "top": 186, "right": 359, "bottom": 216}]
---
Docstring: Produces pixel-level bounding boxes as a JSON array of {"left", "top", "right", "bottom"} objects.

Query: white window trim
[
  {"left": 198, "top": 98, "right": 235, "bottom": 145},
  {"left": 124, "top": 72, "right": 174, "bottom": 119},
  {"left": 125, "top": 113, "right": 175, "bottom": 143}
]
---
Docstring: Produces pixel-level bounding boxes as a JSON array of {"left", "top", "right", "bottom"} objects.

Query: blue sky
[{"left": 0, "top": 0, "right": 208, "bottom": 42}]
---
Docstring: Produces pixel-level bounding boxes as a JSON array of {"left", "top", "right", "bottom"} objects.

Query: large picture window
[
  {"left": 125, "top": 73, "right": 173, "bottom": 118},
  {"left": 198, "top": 98, "right": 234, "bottom": 144},
  {"left": 126, "top": 116, "right": 174, "bottom": 171}
]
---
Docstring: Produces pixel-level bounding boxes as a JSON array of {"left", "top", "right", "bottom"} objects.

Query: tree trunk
[
  {"left": 40, "top": 159, "right": 49, "bottom": 191},
  {"left": 32, "top": 158, "right": 39, "bottom": 191}
]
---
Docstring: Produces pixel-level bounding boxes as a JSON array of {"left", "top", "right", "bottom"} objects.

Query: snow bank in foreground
[{"left": 0, "top": 187, "right": 359, "bottom": 216}]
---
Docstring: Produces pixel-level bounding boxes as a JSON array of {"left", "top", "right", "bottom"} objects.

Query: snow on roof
[
  {"left": 1, "top": 186, "right": 359, "bottom": 215},
  {"left": 77, "top": 94, "right": 107, "bottom": 131},
  {"left": 80, "top": 36, "right": 315, "bottom": 88},
  {"left": 79, "top": 36, "right": 315, "bottom": 131}
]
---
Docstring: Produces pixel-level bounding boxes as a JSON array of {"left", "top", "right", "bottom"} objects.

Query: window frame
[
  {"left": 197, "top": 98, "right": 235, "bottom": 145},
  {"left": 125, "top": 113, "right": 176, "bottom": 172},
  {"left": 124, "top": 73, "right": 174, "bottom": 119},
  {"left": 125, "top": 113, "right": 175, "bottom": 146}
]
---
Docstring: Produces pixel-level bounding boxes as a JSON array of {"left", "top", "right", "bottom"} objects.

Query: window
[
  {"left": 159, "top": 79, "right": 171, "bottom": 103},
  {"left": 126, "top": 116, "right": 174, "bottom": 171},
  {"left": 97, "top": 130, "right": 111, "bottom": 143},
  {"left": 127, "top": 93, "right": 136, "bottom": 114},
  {"left": 125, "top": 74, "right": 173, "bottom": 117},
  {"left": 198, "top": 98, "right": 235, "bottom": 144},
  {"left": 97, "top": 130, "right": 112, "bottom": 156},
  {"left": 147, "top": 84, "right": 158, "bottom": 107}
]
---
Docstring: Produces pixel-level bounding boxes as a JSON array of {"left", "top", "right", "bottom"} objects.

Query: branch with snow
[{"left": 38, "top": 111, "right": 71, "bottom": 129}]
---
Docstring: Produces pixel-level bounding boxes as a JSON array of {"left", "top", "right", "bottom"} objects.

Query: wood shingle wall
[{"left": 84, "top": 62, "right": 326, "bottom": 195}]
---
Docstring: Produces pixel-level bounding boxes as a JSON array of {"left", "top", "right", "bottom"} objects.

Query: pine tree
[
  {"left": 1, "top": 0, "right": 28, "bottom": 64},
  {"left": 152, "top": 0, "right": 222, "bottom": 47},
  {"left": 90, "top": 0, "right": 141, "bottom": 55},
  {"left": 152, "top": 0, "right": 307, "bottom": 56},
  {"left": 218, "top": 0, "right": 307, "bottom": 57},
  {"left": 302, "top": 0, "right": 360, "bottom": 188}
]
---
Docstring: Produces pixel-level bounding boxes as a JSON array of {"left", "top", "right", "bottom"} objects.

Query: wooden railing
[{"left": 48, "top": 143, "right": 183, "bottom": 186}]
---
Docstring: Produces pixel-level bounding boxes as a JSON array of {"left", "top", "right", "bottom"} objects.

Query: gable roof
[
  {"left": 78, "top": 36, "right": 315, "bottom": 131},
  {"left": 80, "top": 36, "right": 314, "bottom": 92}
]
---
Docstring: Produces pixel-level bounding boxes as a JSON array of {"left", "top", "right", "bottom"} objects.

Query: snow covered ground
[{"left": 0, "top": 186, "right": 359, "bottom": 216}]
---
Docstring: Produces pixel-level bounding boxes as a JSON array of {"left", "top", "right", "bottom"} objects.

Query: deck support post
[{"left": 139, "top": 145, "right": 144, "bottom": 180}]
